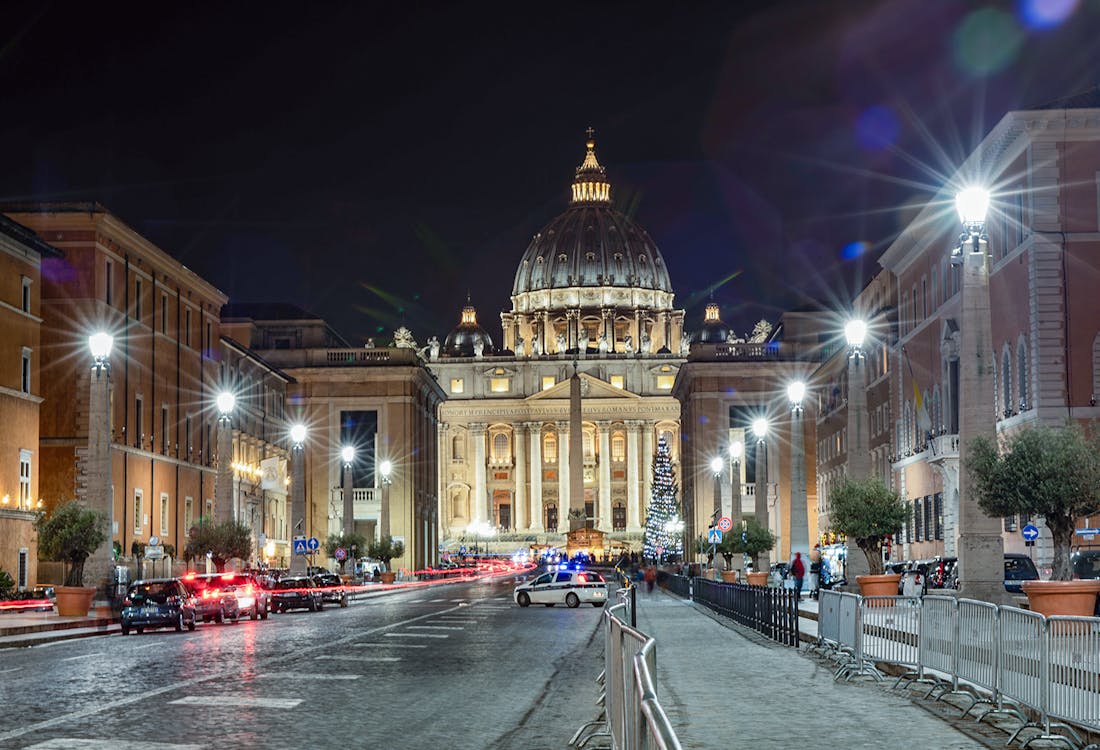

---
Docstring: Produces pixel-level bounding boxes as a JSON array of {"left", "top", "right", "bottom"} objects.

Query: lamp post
[
  {"left": 341, "top": 446, "right": 355, "bottom": 537},
  {"left": 215, "top": 391, "right": 235, "bottom": 525},
  {"left": 729, "top": 440, "right": 744, "bottom": 574},
  {"left": 842, "top": 318, "right": 872, "bottom": 584},
  {"left": 379, "top": 459, "right": 393, "bottom": 539},
  {"left": 788, "top": 381, "right": 809, "bottom": 566},
  {"left": 710, "top": 455, "right": 724, "bottom": 572},
  {"left": 953, "top": 186, "right": 1005, "bottom": 602},
  {"left": 289, "top": 423, "right": 307, "bottom": 575},
  {"left": 87, "top": 332, "right": 114, "bottom": 599},
  {"left": 752, "top": 417, "right": 771, "bottom": 572}
]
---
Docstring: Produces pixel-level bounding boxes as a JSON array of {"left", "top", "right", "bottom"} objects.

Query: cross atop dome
[{"left": 571, "top": 127, "right": 610, "bottom": 204}]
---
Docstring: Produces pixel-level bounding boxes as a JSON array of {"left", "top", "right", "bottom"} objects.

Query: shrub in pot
[
  {"left": 325, "top": 531, "right": 367, "bottom": 574},
  {"left": 827, "top": 476, "right": 907, "bottom": 595},
  {"left": 35, "top": 500, "right": 108, "bottom": 615},
  {"left": 183, "top": 517, "right": 252, "bottom": 572},
  {"left": 367, "top": 535, "right": 405, "bottom": 582},
  {"left": 724, "top": 519, "right": 775, "bottom": 585}
]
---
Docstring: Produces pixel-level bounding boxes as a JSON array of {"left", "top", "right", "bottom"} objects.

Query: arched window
[
  {"left": 492, "top": 432, "right": 510, "bottom": 462},
  {"left": 583, "top": 429, "right": 595, "bottom": 460},
  {"left": 452, "top": 434, "right": 464, "bottom": 462},
  {"left": 1002, "top": 349, "right": 1013, "bottom": 417},
  {"left": 1017, "top": 340, "right": 1028, "bottom": 410},
  {"left": 611, "top": 432, "right": 625, "bottom": 462},
  {"left": 543, "top": 433, "right": 557, "bottom": 464}
]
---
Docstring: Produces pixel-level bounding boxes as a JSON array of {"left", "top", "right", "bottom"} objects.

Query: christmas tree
[{"left": 643, "top": 436, "right": 682, "bottom": 561}]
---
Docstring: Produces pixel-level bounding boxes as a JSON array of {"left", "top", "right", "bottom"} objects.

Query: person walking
[
  {"left": 790, "top": 551, "right": 806, "bottom": 598},
  {"left": 644, "top": 564, "right": 656, "bottom": 594}
]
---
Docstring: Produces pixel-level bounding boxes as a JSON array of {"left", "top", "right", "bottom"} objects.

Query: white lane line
[
  {"left": 315, "top": 655, "right": 402, "bottom": 663},
  {"left": 169, "top": 696, "right": 301, "bottom": 709},
  {"left": 132, "top": 642, "right": 161, "bottom": 650},
  {"left": 0, "top": 602, "right": 471, "bottom": 744},
  {"left": 25, "top": 740, "right": 202, "bottom": 750},
  {"left": 353, "top": 642, "right": 427, "bottom": 649},
  {"left": 0, "top": 667, "right": 21, "bottom": 675},
  {"left": 384, "top": 632, "right": 449, "bottom": 639},
  {"left": 406, "top": 625, "right": 464, "bottom": 631},
  {"left": 450, "top": 599, "right": 467, "bottom": 602},
  {"left": 60, "top": 653, "right": 103, "bottom": 662},
  {"left": 257, "top": 672, "right": 361, "bottom": 680},
  {"left": 431, "top": 619, "right": 478, "bottom": 624},
  {"left": 431, "top": 598, "right": 449, "bottom": 602}
]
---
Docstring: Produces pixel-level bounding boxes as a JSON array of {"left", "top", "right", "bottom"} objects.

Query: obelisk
[{"left": 569, "top": 365, "right": 584, "bottom": 527}]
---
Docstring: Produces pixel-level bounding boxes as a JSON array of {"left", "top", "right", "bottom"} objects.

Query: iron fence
[{"left": 692, "top": 578, "right": 800, "bottom": 646}]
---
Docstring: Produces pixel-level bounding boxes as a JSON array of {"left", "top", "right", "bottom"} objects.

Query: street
[{"left": 0, "top": 575, "right": 607, "bottom": 750}]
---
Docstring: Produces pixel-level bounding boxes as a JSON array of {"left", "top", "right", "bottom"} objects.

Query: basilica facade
[{"left": 429, "top": 137, "right": 686, "bottom": 547}]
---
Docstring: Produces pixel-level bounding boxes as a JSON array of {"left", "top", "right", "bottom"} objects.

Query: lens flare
[
  {"left": 855, "top": 106, "right": 900, "bottom": 151},
  {"left": 1018, "top": 0, "right": 1079, "bottom": 29},
  {"left": 953, "top": 8, "right": 1023, "bottom": 76}
]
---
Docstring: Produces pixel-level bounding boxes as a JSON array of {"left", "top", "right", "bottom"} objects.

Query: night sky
[{"left": 2, "top": 1, "right": 1098, "bottom": 344}]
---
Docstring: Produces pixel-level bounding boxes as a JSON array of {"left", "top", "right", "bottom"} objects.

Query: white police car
[{"left": 514, "top": 569, "right": 607, "bottom": 608}]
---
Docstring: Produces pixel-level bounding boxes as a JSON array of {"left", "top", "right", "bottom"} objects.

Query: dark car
[
  {"left": 1003, "top": 553, "right": 1040, "bottom": 593},
  {"left": 312, "top": 574, "right": 349, "bottom": 608},
  {"left": 211, "top": 572, "right": 270, "bottom": 621},
  {"left": 181, "top": 573, "right": 242, "bottom": 624},
  {"left": 270, "top": 576, "right": 324, "bottom": 613},
  {"left": 1071, "top": 549, "right": 1100, "bottom": 580},
  {"left": 121, "top": 578, "right": 196, "bottom": 635}
]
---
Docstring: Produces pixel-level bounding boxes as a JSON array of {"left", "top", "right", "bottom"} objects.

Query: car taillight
[
  {"left": 577, "top": 574, "right": 587, "bottom": 583},
  {"left": 201, "top": 589, "right": 212, "bottom": 599},
  {"left": 123, "top": 598, "right": 132, "bottom": 607},
  {"left": 244, "top": 584, "right": 254, "bottom": 595}
]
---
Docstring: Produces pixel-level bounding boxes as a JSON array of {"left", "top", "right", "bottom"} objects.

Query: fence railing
[
  {"left": 656, "top": 570, "right": 691, "bottom": 599},
  {"left": 815, "top": 592, "right": 1100, "bottom": 749},
  {"left": 657, "top": 573, "right": 800, "bottom": 648}
]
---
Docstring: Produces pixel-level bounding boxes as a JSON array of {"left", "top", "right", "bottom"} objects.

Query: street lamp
[
  {"left": 751, "top": 417, "right": 771, "bottom": 571},
  {"left": 215, "top": 391, "right": 236, "bottom": 525},
  {"left": 728, "top": 439, "right": 744, "bottom": 574},
  {"left": 788, "top": 380, "right": 809, "bottom": 566},
  {"left": 379, "top": 458, "right": 393, "bottom": 538},
  {"left": 289, "top": 423, "right": 307, "bottom": 575},
  {"left": 87, "top": 332, "right": 114, "bottom": 599},
  {"left": 842, "top": 316, "right": 872, "bottom": 583},
  {"left": 341, "top": 445, "right": 355, "bottom": 537},
  {"left": 952, "top": 186, "right": 1004, "bottom": 602}
]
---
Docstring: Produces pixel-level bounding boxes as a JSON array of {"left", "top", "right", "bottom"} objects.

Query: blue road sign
[
  {"left": 307, "top": 536, "right": 320, "bottom": 552},
  {"left": 293, "top": 538, "right": 309, "bottom": 555},
  {"left": 1022, "top": 524, "right": 1040, "bottom": 541},
  {"left": 1075, "top": 528, "right": 1100, "bottom": 536},
  {"left": 459, "top": 545, "right": 467, "bottom": 555},
  {"left": 707, "top": 529, "right": 722, "bottom": 544}
]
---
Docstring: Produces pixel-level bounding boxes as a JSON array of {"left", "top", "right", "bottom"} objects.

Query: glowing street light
[
  {"left": 789, "top": 380, "right": 809, "bottom": 569},
  {"left": 379, "top": 458, "right": 394, "bottom": 538},
  {"left": 290, "top": 423, "right": 307, "bottom": 447},
  {"left": 729, "top": 440, "right": 743, "bottom": 462},
  {"left": 341, "top": 445, "right": 356, "bottom": 465},
  {"left": 89, "top": 332, "right": 113, "bottom": 366},
  {"left": 214, "top": 389, "right": 237, "bottom": 524},
  {"left": 787, "top": 380, "right": 806, "bottom": 413},
  {"left": 288, "top": 422, "right": 308, "bottom": 575},
  {"left": 216, "top": 391, "right": 235, "bottom": 419},
  {"left": 955, "top": 186, "right": 990, "bottom": 231},
  {"left": 710, "top": 455, "right": 724, "bottom": 475},
  {"left": 751, "top": 417, "right": 768, "bottom": 442},
  {"left": 752, "top": 417, "right": 771, "bottom": 571},
  {"left": 341, "top": 445, "right": 356, "bottom": 536},
  {"left": 844, "top": 319, "right": 867, "bottom": 354},
  {"left": 86, "top": 330, "right": 115, "bottom": 593}
]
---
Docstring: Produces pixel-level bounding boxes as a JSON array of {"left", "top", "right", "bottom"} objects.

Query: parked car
[
  {"left": 121, "top": 578, "right": 196, "bottom": 635},
  {"left": 312, "top": 573, "right": 349, "bottom": 608},
  {"left": 767, "top": 562, "right": 790, "bottom": 588},
  {"left": 215, "top": 572, "right": 270, "bottom": 620},
  {"left": 271, "top": 576, "right": 324, "bottom": 612},
  {"left": 1071, "top": 549, "right": 1100, "bottom": 580},
  {"left": 180, "top": 573, "right": 241, "bottom": 624},
  {"left": 513, "top": 570, "right": 607, "bottom": 608},
  {"left": 935, "top": 553, "right": 1039, "bottom": 593}
]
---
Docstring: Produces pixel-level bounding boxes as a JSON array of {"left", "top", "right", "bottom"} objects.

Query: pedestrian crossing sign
[
  {"left": 293, "top": 538, "right": 309, "bottom": 555},
  {"left": 707, "top": 529, "right": 722, "bottom": 544}
]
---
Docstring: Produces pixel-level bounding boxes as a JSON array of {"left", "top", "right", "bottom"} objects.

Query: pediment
[{"left": 527, "top": 372, "right": 642, "bottom": 402}]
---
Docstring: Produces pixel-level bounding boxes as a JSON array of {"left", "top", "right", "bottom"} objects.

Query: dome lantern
[{"left": 570, "top": 127, "right": 611, "bottom": 205}]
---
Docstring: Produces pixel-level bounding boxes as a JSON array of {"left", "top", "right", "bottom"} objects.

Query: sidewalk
[{"left": 633, "top": 588, "right": 990, "bottom": 750}]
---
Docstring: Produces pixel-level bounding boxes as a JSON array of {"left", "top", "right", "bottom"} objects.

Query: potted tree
[
  {"left": 827, "top": 476, "right": 908, "bottom": 596},
  {"left": 183, "top": 517, "right": 253, "bottom": 572},
  {"left": 326, "top": 531, "right": 367, "bottom": 578},
  {"left": 728, "top": 519, "right": 776, "bottom": 586},
  {"left": 968, "top": 422, "right": 1100, "bottom": 616},
  {"left": 35, "top": 500, "right": 108, "bottom": 616},
  {"left": 367, "top": 535, "right": 405, "bottom": 584}
]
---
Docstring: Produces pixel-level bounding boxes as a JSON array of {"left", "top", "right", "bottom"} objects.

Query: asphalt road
[{"left": 0, "top": 574, "right": 608, "bottom": 750}]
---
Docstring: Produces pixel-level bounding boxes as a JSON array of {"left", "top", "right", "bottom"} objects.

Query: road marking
[
  {"left": 132, "top": 642, "right": 161, "bottom": 650},
  {"left": 431, "top": 619, "right": 477, "bottom": 624},
  {"left": 353, "top": 642, "right": 427, "bottom": 649},
  {"left": 0, "top": 667, "right": 21, "bottom": 675},
  {"left": 315, "top": 655, "right": 402, "bottom": 662},
  {"left": 450, "top": 599, "right": 467, "bottom": 602},
  {"left": 0, "top": 602, "right": 469, "bottom": 744},
  {"left": 431, "top": 598, "right": 449, "bottom": 602},
  {"left": 384, "top": 632, "right": 449, "bottom": 639},
  {"left": 406, "top": 625, "right": 464, "bottom": 631},
  {"left": 60, "top": 653, "right": 103, "bottom": 662},
  {"left": 257, "top": 672, "right": 361, "bottom": 680},
  {"left": 25, "top": 741, "right": 202, "bottom": 750},
  {"left": 169, "top": 696, "right": 301, "bottom": 709}
]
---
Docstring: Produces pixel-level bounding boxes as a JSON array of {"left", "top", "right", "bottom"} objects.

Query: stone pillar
[
  {"left": 342, "top": 461, "right": 354, "bottom": 536},
  {"left": 956, "top": 237, "right": 1006, "bottom": 602},
  {"left": 528, "top": 423, "right": 544, "bottom": 531},
  {"left": 602, "top": 308, "right": 614, "bottom": 352},
  {"left": 597, "top": 421, "right": 612, "bottom": 531},
  {"left": 289, "top": 443, "right": 306, "bottom": 574},
  {"left": 215, "top": 417, "right": 234, "bottom": 525},
  {"left": 515, "top": 423, "right": 528, "bottom": 530},
  {"left": 470, "top": 422, "right": 488, "bottom": 523},
  {"left": 86, "top": 362, "right": 114, "bottom": 596},
  {"left": 641, "top": 423, "right": 654, "bottom": 525},
  {"left": 556, "top": 421, "right": 570, "bottom": 532},
  {"left": 789, "top": 406, "right": 809, "bottom": 561},
  {"left": 731, "top": 456, "right": 743, "bottom": 574},
  {"left": 845, "top": 352, "right": 872, "bottom": 581},
  {"left": 754, "top": 438, "right": 770, "bottom": 572},
  {"left": 626, "top": 421, "right": 642, "bottom": 530},
  {"left": 566, "top": 309, "right": 579, "bottom": 351},
  {"left": 569, "top": 374, "right": 584, "bottom": 523}
]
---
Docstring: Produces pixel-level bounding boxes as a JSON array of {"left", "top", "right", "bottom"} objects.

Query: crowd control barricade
[
  {"left": 954, "top": 599, "right": 1001, "bottom": 715},
  {"left": 857, "top": 596, "right": 920, "bottom": 676},
  {"left": 998, "top": 605, "right": 1046, "bottom": 742},
  {"left": 895, "top": 595, "right": 957, "bottom": 696},
  {"left": 816, "top": 589, "right": 843, "bottom": 654},
  {"left": 1023, "top": 616, "right": 1099, "bottom": 749}
]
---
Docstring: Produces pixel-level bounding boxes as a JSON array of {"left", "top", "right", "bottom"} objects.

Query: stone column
[
  {"left": 626, "top": 421, "right": 642, "bottom": 530},
  {"left": 289, "top": 443, "right": 306, "bottom": 574},
  {"left": 215, "top": 417, "right": 234, "bottom": 524},
  {"left": 515, "top": 423, "right": 528, "bottom": 530},
  {"left": 754, "top": 437, "right": 770, "bottom": 572},
  {"left": 86, "top": 361, "right": 114, "bottom": 597},
  {"left": 597, "top": 421, "right": 612, "bottom": 531},
  {"left": 731, "top": 456, "right": 743, "bottom": 574},
  {"left": 566, "top": 309, "right": 579, "bottom": 351},
  {"left": 556, "top": 420, "right": 570, "bottom": 532},
  {"left": 845, "top": 351, "right": 872, "bottom": 582},
  {"left": 569, "top": 374, "right": 584, "bottom": 523},
  {"left": 528, "top": 423, "right": 544, "bottom": 531},
  {"left": 437, "top": 423, "right": 447, "bottom": 535},
  {"left": 789, "top": 406, "right": 809, "bottom": 561},
  {"left": 470, "top": 422, "right": 488, "bottom": 523},
  {"left": 342, "top": 460, "right": 354, "bottom": 536},
  {"left": 641, "top": 423, "right": 654, "bottom": 525},
  {"left": 956, "top": 237, "right": 1006, "bottom": 602},
  {"left": 602, "top": 308, "right": 614, "bottom": 352}
]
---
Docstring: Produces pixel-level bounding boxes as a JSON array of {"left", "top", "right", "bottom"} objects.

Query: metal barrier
[
  {"left": 817, "top": 589, "right": 842, "bottom": 649},
  {"left": 570, "top": 590, "right": 683, "bottom": 750},
  {"left": 692, "top": 578, "right": 800, "bottom": 646},
  {"left": 1042, "top": 616, "right": 1100, "bottom": 747},
  {"left": 858, "top": 596, "right": 920, "bottom": 673},
  {"left": 656, "top": 571, "right": 691, "bottom": 599}
]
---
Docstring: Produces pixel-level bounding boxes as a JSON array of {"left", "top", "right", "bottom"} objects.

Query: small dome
[
  {"left": 444, "top": 302, "right": 494, "bottom": 357},
  {"left": 697, "top": 302, "right": 731, "bottom": 344}
]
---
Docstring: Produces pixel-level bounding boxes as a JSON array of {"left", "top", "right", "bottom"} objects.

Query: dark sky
[{"left": 2, "top": 1, "right": 1098, "bottom": 344}]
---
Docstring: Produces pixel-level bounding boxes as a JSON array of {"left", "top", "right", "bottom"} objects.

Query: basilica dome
[
  {"left": 510, "top": 135, "right": 673, "bottom": 313},
  {"left": 444, "top": 302, "right": 495, "bottom": 357},
  {"left": 697, "top": 302, "right": 731, "bottom": 344}
]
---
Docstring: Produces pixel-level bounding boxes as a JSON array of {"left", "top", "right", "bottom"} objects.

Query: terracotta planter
[
  {"left": 378, "top": 571, "right": 397, "bottom": 584},
  {"left": 856, "top": 573, "right": 903, "bottom": 599},
  {"left": 55, "top": 585, "right": 96, "bottom": 617},
  {"left": 746, "top": 572, "right": 768, "bottom": 586},
  {"left": 1021, "top": 580, "right": 1100, "bottom": 618},
  {"left": 720, "top": 570, "right": 739, "bottom": 584}
]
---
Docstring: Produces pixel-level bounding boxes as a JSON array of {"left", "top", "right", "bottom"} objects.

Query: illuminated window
[
  {"left": 657, "top": 375, "right": 674, "bottom": 390},
  {"left": 490, "top": 378, "right": 510, "bottom": 393},
  {"left": 133, "top": 489, "right": 144, "bottom": 535},
  {"left": 492, "top": 432, "right": 510, "bottom": 462},
  {"left": 160, "top": 492, "right": 170, "bottom": 536},
  {"left": 610, "top": 375, "right": 624, "bottom": 389},
  {"left": 450, "top": 378, "right": 464, "bottom": 394},
  {"left": 18, "top": 450, "right": 31, "bottom": 509},
  {"left": 184, "top": 496, "right": 194, "bottom": 532},
  {"left": 583, "top": 430, "right": 594, "bottom": 460},
  {"left": 611, "top": 433, "right": 625, "bottom": 462},
  {"left": 541, "top": 375, "right": 556, "bottom": 391},
  {"left": 452, "top": 434, "right": 465, "bottom": 462},
  {"left": 21, "top": 277, "right": 30, "bottom": 313},
  {"left": 543, "top": 433, "right": 558, "bottom": 464}
]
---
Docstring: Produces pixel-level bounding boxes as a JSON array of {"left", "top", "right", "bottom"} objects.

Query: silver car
[{"left": 514, "top": 569, "right": 607, "bottom": 608}]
